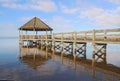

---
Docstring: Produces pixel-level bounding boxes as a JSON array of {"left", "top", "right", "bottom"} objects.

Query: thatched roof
[{"left": 19, "top": 17, "right": 53, "bottom": 31}]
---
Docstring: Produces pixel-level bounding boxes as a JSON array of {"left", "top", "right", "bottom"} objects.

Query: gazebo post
[
  {"left": 33, "top": 28, "right": 35, "bottom": 39},
  {"left": 19, "top": 30, "right": 21, "bottom": 41},
  {"left": 21, "top": 29, "right": 23, "bottom": 45},
  {"left": 33, "top": 29, "right": 35, "bottom": 46},
  {"left": 36, "top": 31, "right": 38, "bottom": 47},
  {"left": 46, "top": 30, "right": 48, "bottom": 40},
  {"left": 26, "top": 30, "right": 27, "bottom": 39},
  {"left": 36, "top": 31, "right": 37, "bottom": 35},
  {"left": 50, "top": 30, "right": 52, "bottom": 51},
  {"left": 26, "top": 30, "right": 29, "bottom": 48},
  {"left": 46, "top": 30, "right": 48, "bottom": 50},
  {"left": 36, "top": 31, "right": 38, "bottom": 39},
  {"left": 50, "top": 30, "right": 52, "bottom": 39}
]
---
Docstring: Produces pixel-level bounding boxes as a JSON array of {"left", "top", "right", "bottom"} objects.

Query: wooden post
[
  {"left": 104, "top": 44, "right": 107, "bottom": 64},
  {"left": 84, "top": 32, "right": 87, "bottom": 40},
  {"left": 61, "top": 32, "right": 64, "bottom": 53},
  {"left": 41, "top": 35, "right": 42, "bottom": 50},
  {"left": 61, "top": 51, "right": 63, "bottom": 64},
  {"left": 33, "top": 48, "right": 36, "bottom": 61},
  {"left": 92, "top": 63, "right": 95, "bottom": 78},
  {"left": 74, "top": 53, "right": 76, "bottom": 70},
  {"left": 104, "top": 30, "right": 107, "bottom": 41},
  {"left": 61, "top": 32, "right": 64, "bottom": 61},
  {"left": 92, "top": 42, "right": 96, "bottom": 74},
  {"left": 36, "top": 31, "right": 37, "bottom": 35},
  {"left": 46, "top": 30, "right": 48, "bottom": 40},
  {"left": 93, "top": 29, "right": 96, "bottom": 41},
  {"left": 50, "top": 31, "right": 52, "bottom": 51},
  {"left": 46, "top": 45, "right": 48, "bottom": 59},
  {"left": 19, "top": 44, "right": 22, "bottom": 58},
  {"left": 46, "top": 30, "right": 48, "bottom": 50},
  {"left": 73, "top": 32, "right": 76, "bottom": 58},
  {"left": 26, "top": 30, "right": 27, "bottom": 39},
  {"left": 26, "top": 30, "right": 29, "bottom": 47},
  {"left": 36, "top": 31, "right": 38, "bottom": 39},
  {"left": 19, "top": 30, "right": 20, "bottom": 40},
  {"left": 52, "top": 33, "right": 55, "bottom": 53},
  {"left": 19, "top": 30, "right": 22, "bottom": 45},
  {"left": 50, "top": 30, "right": 52, "bottom": 39},
  {"left": 36, "top": 31, "right": 38, "bottom": 47},
  {"left": 21, "top": 29, "right": 23, "bottom": 45},
  {"left": 92, "top": 30, "right": 96, "bottom": 73},
  {"left": 33, "top": 29, "right": 35, "bottom": 39},
  {"left": 84, "top": 43, "right": 86, "bottom": 59}
]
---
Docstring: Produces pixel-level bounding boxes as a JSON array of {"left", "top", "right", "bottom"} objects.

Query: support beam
[
  {"left": 61, "top": 32, "right": 64, "bottom": 56},
  {"left": 46, "top": 30, "right": 48, "bottom": 49},
  {"left": 52, "top": 33, "right": 55, "bottom": 52},
  {"left": 92, "top": 43, "right": 107, "bottom": 77},
  {"left": 92, "top": 29, "right": 96, "bottom": 41},
  {"left": 64, "top": 42, "right": 73, "bottom": 55},
  {"left": 76, "top": 43, "right": 86, "bottom": 59},
  {"left": 54, "top": 42, "right": 61, "bottom": 53},
  {"left": 19, "top": 30, "right": 21, "bottom": 40},
  {"left": 73, "top": 32, "right": 76, "bottom": 58},
  {"left": 92, "top": 42, "right": 96, "bottom": 73}
]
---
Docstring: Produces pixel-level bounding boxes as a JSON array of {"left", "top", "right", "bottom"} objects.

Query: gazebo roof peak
[{"left": 19, "top": 17, "right": 53, "bottom": 31}]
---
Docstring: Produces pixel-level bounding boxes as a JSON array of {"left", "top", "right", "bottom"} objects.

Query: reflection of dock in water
[
  {"left": 52, "top": 52, "right": 120, "bottom": 78},
  {"left": 19, "top": 55, "right": 49, "bottom": 69},
  {"left": 19, "top": 47, "right": 51, "bottom": 69},
  {"left": 19, "top": 46, "right": 120, "bottom": 78}
]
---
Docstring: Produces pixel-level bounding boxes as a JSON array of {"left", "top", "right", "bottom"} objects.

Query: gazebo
[{"left": 18, "top": 17, "right": 53, "bottom": 46}]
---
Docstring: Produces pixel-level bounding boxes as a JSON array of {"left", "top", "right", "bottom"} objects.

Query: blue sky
[{"left": 0, "top": 0, "right": 120, "bottom": 37}]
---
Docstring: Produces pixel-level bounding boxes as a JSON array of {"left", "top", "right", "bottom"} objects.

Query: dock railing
[{"left": 19, "top": 28, "right": 120, "bottom": 44}]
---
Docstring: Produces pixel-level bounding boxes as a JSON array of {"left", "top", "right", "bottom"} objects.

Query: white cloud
[
  {"left": 1, "top": 0, "right": 57, "bottom": 12},
  {"left": 115, "top": 6, "right": 120, "bottom": 13},
  {"left": 48, "top": 16, "right": 74, "bottom": 31},
  {"left": 0, "top": 0, "right": 17, "bottom": 3},
  {"left": 52, "top": 16, "right": 71, "bottom": 23},
  {"left": 29, "top": 0, "right": 57, "bottom": 12},
  {"left": 20, "top": 16, "right": 34, "bottom": 22},
  {"left": 107, "top": 0, "right": 120, "bottom": 5},
  {"left": 60, "top": 4, "right": 79, "bottom": 14},
  {"left": 80, "top": 7, "right": 120, "bottom": 27},
  {"left": 3, "top": 3, "right": 29, "bottom": 9}
]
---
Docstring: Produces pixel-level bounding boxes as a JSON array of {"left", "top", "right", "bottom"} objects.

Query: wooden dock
[
  {"left": 20, "top": 28, "right": 120, "bottom": 44},
  {"left": 19, "top": 28, "right": 120, "bottom": 64},
  {"left": 18, "top": 17, "right": 120, "bottom": 78}
]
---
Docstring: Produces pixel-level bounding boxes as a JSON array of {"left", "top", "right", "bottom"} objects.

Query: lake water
[{"left": 0, "top": 38, "right": 120, "bottom": 81}]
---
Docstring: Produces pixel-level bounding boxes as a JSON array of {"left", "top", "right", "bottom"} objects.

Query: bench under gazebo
[{"left": 18, "top": 17, "right": 53, "bottom": 47}]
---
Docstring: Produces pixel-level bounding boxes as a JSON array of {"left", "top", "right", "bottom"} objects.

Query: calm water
[{"left": 0, "top": 38, "right": 120, "bottom": 81}]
